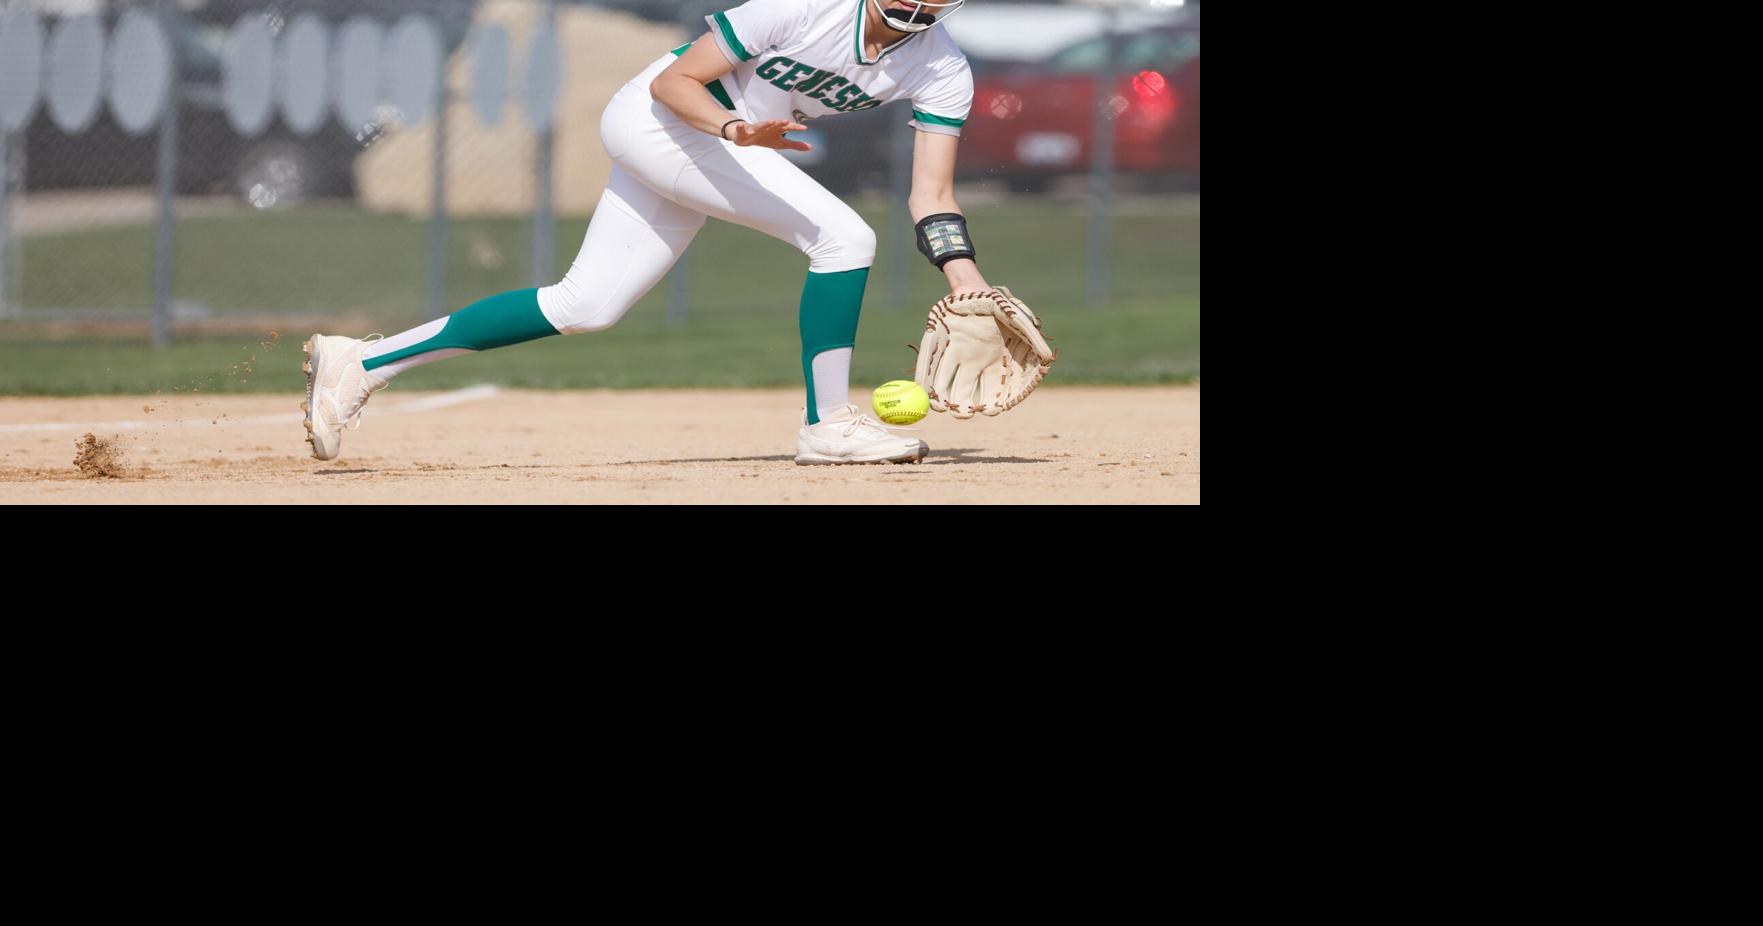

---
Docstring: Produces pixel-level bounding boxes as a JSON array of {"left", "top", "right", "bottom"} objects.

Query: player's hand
[{"left": 730, "top": 119, "right": 813, "bottom": 152}]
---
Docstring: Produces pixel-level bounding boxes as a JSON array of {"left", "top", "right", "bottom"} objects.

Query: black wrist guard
[{"left": 916, "top": 213, "right": 977, "bottom": 270}]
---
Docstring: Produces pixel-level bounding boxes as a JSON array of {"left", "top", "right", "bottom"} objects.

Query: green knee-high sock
[
  {"left": 363, "top": 288, "right": 559, "bottom": 372},
  {"left": 799, "top": 268, "right": 869, "bottom": 425}
]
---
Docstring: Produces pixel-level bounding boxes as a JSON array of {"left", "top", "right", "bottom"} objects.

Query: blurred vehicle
[
  {"left": 960, "top": 18, "right": 1201, "bottom": 190},
  {"left": 182, "top": 0, "right": 479, "bottom": 27},
  {"left": 25, "top": 1, "right": 478, "bottom": 206},
  {"left": 589, "top": 0, "right": 691, "bottom": 24},
  {"left": 787, "top": 47, "right": 1010, "bottom": 195},
  {"left": 794, "top": 3, "right": 1198, "bottom": 196},
  {"left": 785, "top": 107, "right": 886, "bottom": 195},
  {"left": 939, "top": 1, "right": 1189, "bottom": 66}
]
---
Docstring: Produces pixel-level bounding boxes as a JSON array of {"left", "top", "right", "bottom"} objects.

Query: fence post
[
  {"left": 1086, "top": 5, "right": 1121, "bottom": 309},
  {"left": 3, "top": 131, "right": 21, "bottom": 320},
  {"left": 151, "top": 0, "right": 179, "bottom": 347},
  {"left": 888, "top": 117, "right": 913, "bottom": 310},
  {"left": 0, "top": 131, "right": 11, "bottom": 318},
  {"left": 531, "top": 0, "right": 556, "bottom": 288},
  {"left": 424, "top": 41, "right": 450, "bottom": 322}
]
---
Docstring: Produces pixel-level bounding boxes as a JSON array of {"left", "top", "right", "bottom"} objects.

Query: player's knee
[
  {"left": 539, "top": 280, "right": 625, "bottom": 335},
  {"left": 850, "top": 223, "right": 878, "bottom": 264},
  {"left": 809, "top": 218, "right": 876, "bottom": 272},
  {"left": 558, "top": 315, "right": 617, "bottom": 335}
]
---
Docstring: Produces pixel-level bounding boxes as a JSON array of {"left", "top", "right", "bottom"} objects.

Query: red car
[{"left": 961, "top": 22, "right": 1200, "bottom": 189}]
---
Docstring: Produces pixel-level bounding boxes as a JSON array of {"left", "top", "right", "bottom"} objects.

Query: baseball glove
[{"left": 913, "top": 285, "right": 1056, "bottom": 419}]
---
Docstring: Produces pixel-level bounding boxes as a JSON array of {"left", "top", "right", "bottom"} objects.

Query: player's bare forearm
[
  {"left": 916, "top": 188, "right": 987, "bottom": 292},
  {"left": 651, "top": 33, "right": 811, "bottom": 151},
  {"left": 910, "top": 194, "right": 989, "bottom": 294},
  {"left": 907, "top": 190, "right": 961, "bottom": 224},
  {"left": 650, "top": 36, "right": 744, "bottom": 137},
  {"left": 916, "top": 200, "right": 987, "bottom": 294},
  {"left": 909, "top": 129, "right": 989, "bottom": 295},
  {"left": 916, "top": 200, "right": 986, "bottom": 292},
  {"left": 653, "top": 75, "right": 744, "bottom": 136},
  {"left": 939, "top": 257, "right": 989, "bottom": 294}
]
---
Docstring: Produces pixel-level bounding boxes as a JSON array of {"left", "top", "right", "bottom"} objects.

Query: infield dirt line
[{"left": 0, "top": 385, "right": 502, "bottom": 433}]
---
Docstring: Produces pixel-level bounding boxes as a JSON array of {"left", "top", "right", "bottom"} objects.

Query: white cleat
[
  {"left": 795, "top": 403, "right": 929, "bottom": 465},
  {"left": 302, "top": 333, "right": 388, "bottom": 461}
]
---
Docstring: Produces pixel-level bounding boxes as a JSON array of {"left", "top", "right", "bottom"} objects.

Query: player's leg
[
  {"left": 682, "top": 152, "right": 873, "bottom": 428},
  {"left": 301, "top": 165, "right": 705, "bottom": 461},
  {"left": 596, "top": 74, "right": 920, "bottom": 463},
  {"left": 612, "top": 122, "right": 879, "bottom": 426},
  {"left": 620, "top": 136, "right": 923, "bottom": 463},
  {"left": 361, "top": 168, "right": 704, "bottom": 380}
]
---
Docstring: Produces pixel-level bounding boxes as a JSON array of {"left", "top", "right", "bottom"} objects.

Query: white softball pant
[{"left": 536, "top": 55, "right": 877, "bottom": 335}]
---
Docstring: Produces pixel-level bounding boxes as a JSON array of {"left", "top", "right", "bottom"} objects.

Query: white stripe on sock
[
  {"left": 812, "top": 347, "right": 853, "bottom": 419},
  {"left": 362, "top": 318, "right": 467, "bottom": 382},
  {"left": 369, "top": 348, "right": 474, "bottom": 381},
  {"left": 363, "top": 318, "right": 447, "bottom": 361}
]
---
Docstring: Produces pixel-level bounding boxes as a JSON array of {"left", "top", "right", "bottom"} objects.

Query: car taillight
[
  {"left": 1124, "top": 70, "right": 1177, "bottom": 123},
  {"left": 989, "top": 92, "right": 1023, "bottom": 120}
]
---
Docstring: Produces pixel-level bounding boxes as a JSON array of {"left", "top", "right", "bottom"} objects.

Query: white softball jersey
[
  {"left": 535, "top": 0, "right": 973, "bottom": 335},
  {"left": 701, "top": 0, "right": 975, "bottom": 137}
]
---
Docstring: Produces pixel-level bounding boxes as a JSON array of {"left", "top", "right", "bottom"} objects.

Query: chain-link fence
[{"left": 0, "top": 0, "right": 1199, "bottom": 346}]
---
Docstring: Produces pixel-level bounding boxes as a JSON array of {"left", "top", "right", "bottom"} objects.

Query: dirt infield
[{"left": 0, "top": 386, "right": 1199, "bottom": 504}]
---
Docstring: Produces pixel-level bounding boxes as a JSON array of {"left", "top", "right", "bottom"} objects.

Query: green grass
[{"left": 1, "top": 198, "right": 1198, "bottom": 395}]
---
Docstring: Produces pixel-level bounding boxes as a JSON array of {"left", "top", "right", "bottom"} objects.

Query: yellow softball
[{"left": 873, "top": 380, "right": 930, "bottom": 425}]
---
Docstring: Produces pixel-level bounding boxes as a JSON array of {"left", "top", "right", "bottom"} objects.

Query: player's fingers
[
  {"left": 781, "top": 140, "right": 813, "bottom": 151},
  {"left": 951, "top": 361, "right": 984, "bottom": 418},
  {"left": 932, "top": 351, "right": 960, "bottom": 412},
  {"left": 977, "top": 358, "right": 1009, "bottom": 416},
  {"left": 948, "top": 364, "right": 980, "bottom": 419},
  {"left": 917, "top": 329, "right": 949, "bottom": 411},
  {"left": 914, "top": 332, "right": 937, "bottom": 385}
]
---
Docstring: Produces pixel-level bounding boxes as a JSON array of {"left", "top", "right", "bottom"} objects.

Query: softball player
[{"left": 303, "top": 0, "right": 990, "bottom": 464}]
